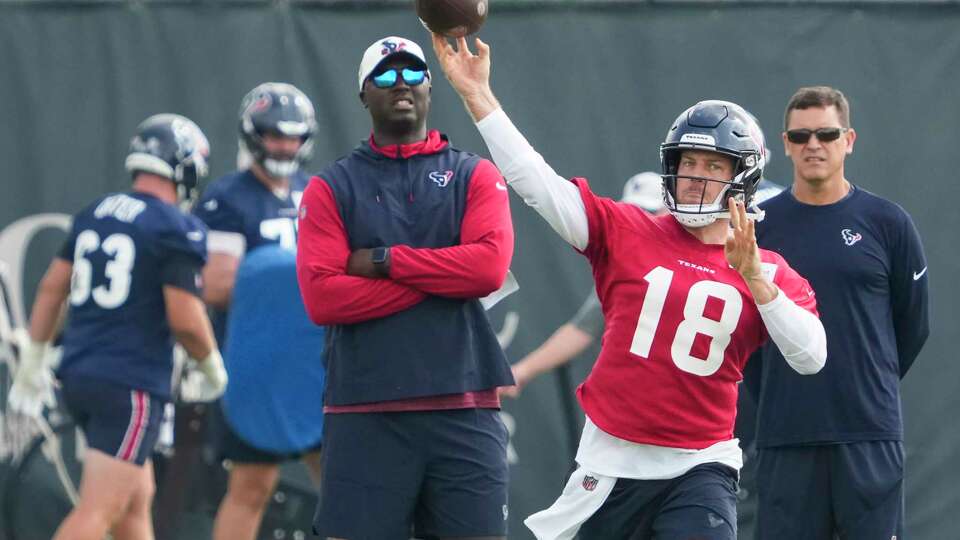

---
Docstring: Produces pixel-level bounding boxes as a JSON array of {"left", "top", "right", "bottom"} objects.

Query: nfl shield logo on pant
[{"left": 582, "top": 475, "right": 599, "bottom": 491}]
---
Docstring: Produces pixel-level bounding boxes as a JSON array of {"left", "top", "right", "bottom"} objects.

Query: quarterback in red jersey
[
  {"left": 433, "top": 35, "right": 827, "bottom": 540},
  {"left": 573, "top": 174, "right": 818, "bottom": 450}
]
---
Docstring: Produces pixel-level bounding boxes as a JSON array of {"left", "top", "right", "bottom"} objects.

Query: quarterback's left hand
[
  {"left": 724, "top": 198, "right": 763, "bottom": 281},
  {"left": 725, "top": 198, "right": 777, "bottom": 304},
  {"left": 7, "top": 330, "right": 57, "bottom": 418}
]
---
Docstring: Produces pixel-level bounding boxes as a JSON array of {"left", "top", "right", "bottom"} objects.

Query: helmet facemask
[
  {"left": 242, "top": 132, "right": 314, "bottom": 179},
  {"left": 174, "top": 152, "right": 208, "bottom": 207},
  {"left": 661, "top": 146, "right": 764, "bottom": 228}
]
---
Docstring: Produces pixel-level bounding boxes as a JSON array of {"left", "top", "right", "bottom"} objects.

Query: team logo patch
[
  {"left": 203, "top": 199, "right": 218, "bottom": 212},
  {"left": 429, "top": 170, "right": 454, "bottom": 187},
  {"left": 299, "top": 205, "right": 307, "bottom": 220},
  {"left": 249, "top": 94, "right": 271, "bottom": 114},
  {"left": 841, "top": 228, "right": 862, "bottom": 246},
  {"left": 380, "top": 39, "right": 407, "bottom": 56},
  {"left": 582, "top": 475, "right": 599, "bottom": 491}
]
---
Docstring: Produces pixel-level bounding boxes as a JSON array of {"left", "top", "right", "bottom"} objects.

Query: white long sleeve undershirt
[
  {"left": 476, "top": 108, "right": 590, "bottom": 251},
  {"left": 758, "top": 288, "right": 827, "bottom": 374}
]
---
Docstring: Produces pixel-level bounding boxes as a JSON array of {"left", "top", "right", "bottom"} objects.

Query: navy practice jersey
[
  {"left": 747, "top": 186, "right": 929, "bottom": 447},
  {"left": 57, "top": 192, "right": 207, "bottom": 400},
  {"left": 192, "top": 169, "right": 309, "bottom": 345}
]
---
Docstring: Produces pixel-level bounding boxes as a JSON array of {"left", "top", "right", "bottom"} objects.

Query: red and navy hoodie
[{"left": 297, "top": 130, "right": 515, "bottom": 409}]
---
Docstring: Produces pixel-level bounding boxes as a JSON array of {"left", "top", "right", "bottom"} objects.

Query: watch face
[{"left": 372, "top": 248, "right": 387, "bottom": 264}]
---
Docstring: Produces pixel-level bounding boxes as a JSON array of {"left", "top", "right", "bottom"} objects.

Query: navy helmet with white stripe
[
  {"left": 659, "top": 100, "right": 765, "bottom": 227},
  {"left": 125, "top": 114, "right": 210, "bottom": 203},
  {"left": 239, "top": 82, "right": 316, "bottom": 178}
]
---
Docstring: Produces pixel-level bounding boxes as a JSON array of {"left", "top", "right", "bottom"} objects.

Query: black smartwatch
[{"left": 371, "top": 247, "right": 391, "bottom": 278}]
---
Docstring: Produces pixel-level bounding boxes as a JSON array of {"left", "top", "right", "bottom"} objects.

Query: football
[{"left": 415, "top": 0, "right": 489, "bottom": 38}]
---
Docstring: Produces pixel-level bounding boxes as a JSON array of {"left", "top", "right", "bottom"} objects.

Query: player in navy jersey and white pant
[
  {"left": 191, "top": 82, "right": 324, "bottom": 540},
  {"left": 7, "top": 114, "right": 227, "bottom": 540},
  {"left": 746, "top": 86, "right": 929, "bottom": 540},
  {"left": 433, "top": 35, "right": 828, "bottom": 540}
]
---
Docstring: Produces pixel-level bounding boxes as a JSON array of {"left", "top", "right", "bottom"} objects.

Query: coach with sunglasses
[
  {"left": 296, "top": 36, "right": 515, "bottom": 540},
  {"left": 746, "top": 86, "right": 929, "bottom": 539}
]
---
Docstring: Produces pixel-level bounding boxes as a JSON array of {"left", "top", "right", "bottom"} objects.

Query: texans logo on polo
[
  {"left": 841, "top": 228, "right": 862, "bottom": 246},
  {"left": 582, "top": 475, "right": 599, "bottom": 491},
  {"left": 429, "top": 170, "right": 454, "bottom": 188},
  {"left": 380, "top": 40, "right": 407, "bottom": 56}
]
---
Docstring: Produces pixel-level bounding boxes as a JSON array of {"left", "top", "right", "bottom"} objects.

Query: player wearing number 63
[
  {"left": 432, "top": 36, "right": 827, "bottom": 540},
  {"left": 7, "top": 114, "right": 226, "bottom": 540}
]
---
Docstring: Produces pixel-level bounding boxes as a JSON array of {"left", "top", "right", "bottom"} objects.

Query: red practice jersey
[{"left": 572, "top": 178, "right": 817, "bottom": 449}]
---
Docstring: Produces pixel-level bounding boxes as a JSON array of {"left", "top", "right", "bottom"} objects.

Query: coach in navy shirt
[{"left": 748, "top": 86, "right": 929, "bottom": 540}]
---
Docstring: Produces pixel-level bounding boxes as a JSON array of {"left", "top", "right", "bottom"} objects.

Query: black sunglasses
[{"left": 786, "top": 127, "right": 848, "bottom": 144}]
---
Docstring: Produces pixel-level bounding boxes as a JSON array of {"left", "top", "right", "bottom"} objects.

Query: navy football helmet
[
  {"left": 659, "top": 100, "right": 765, "bottom": 227},
  {"left": 239, "top": 82, "right": 316, "bottom": 178},
  {"left": 125, "top": 114, "right": 210, "bottom": 202}
]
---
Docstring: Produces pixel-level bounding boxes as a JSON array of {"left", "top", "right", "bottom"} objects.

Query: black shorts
[
  {"left": 579, "top": 463, "right": 739, "bottom": 540},
  {"left": 755, "top": 441, "right": 904, "bottom": 540},
  {"left": 215, "top": 403, "right": 320, "bottom": 464},
  {"left": 314, "top": 408, "right": 509, "bottom": 540},
  {"left": 61, "top": 375, "right": 166, "bottom": 466}
]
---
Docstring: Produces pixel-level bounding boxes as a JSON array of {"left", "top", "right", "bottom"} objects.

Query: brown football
[{"left": 415, "top": 0, "right": 489, "bottom": 38}]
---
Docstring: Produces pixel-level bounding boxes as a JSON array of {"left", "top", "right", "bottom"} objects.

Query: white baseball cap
[
  {"left": 358, "top": 36, "right": 430, "bottom": 92},
  {"left": 621, "top": 171, "right": 666, "bottom": 213}
]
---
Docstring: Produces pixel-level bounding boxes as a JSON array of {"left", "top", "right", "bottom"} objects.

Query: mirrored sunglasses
[{"left": 370, "top": 68, "right": 427, "bottom": 89}]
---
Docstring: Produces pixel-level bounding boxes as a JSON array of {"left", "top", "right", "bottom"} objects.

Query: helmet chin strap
[
  {"left": 672, "top": 199, "right": 766, "bottom": 228},
  {"left": 715, "top": 206, "right": 766, "bottom": 223}
]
